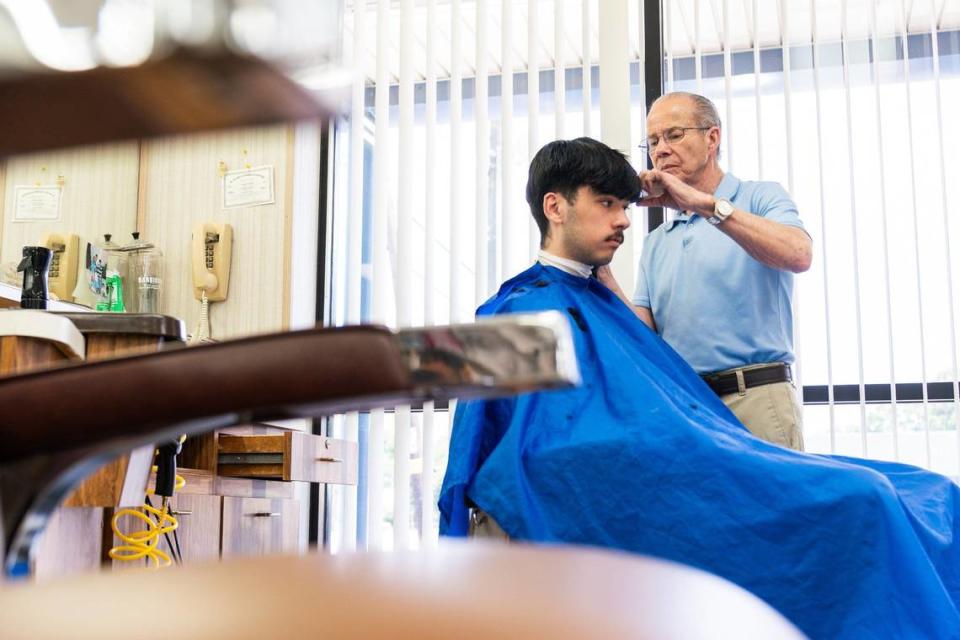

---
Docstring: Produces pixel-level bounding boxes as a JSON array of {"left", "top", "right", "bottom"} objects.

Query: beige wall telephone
[
  {"left": 192, "top": 222, "right": 232, "bottom": 301},
  {"left": 39, "top": 232, "right": 79, "bottom": 302}
]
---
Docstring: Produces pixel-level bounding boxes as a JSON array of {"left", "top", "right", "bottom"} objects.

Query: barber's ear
[
  {"left": 543, "top": 192, "right": 565, "bottom": 225},
  {"left": 707, "top": 127, "right": 721, "bottom": 153}
]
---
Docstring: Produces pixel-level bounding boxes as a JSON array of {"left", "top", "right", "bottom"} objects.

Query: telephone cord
[{"left": 190, "top": 290, "right": 211, "bottom": 344}]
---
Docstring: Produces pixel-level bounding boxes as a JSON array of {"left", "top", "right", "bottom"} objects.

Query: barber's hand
[
  {"left": 595, "top": 264, "right": 632, "bottom": 307},
  {"left": 595, "top": 265, "right": 621, "bottom": 292},
  {"left": 638, "top": 170, "right": 715, "bottom": 216}
]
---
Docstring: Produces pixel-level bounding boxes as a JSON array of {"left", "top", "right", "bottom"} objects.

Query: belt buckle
[{"left": 735, "top": 369, "right": 746, "bottom": 396}]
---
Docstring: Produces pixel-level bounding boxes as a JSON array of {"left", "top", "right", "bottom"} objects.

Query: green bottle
[{"left": 107, "top": 272, "right": 125, "bottom": 313}]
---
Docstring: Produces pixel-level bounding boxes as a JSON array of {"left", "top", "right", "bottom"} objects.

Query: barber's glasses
[{"left": 638, "top": 127, "right": 711, "bottom": 153}]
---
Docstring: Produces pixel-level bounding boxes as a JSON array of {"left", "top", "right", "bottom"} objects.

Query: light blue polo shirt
[{"left": 632, "top": 173, "right": 808, "bottom": 375}]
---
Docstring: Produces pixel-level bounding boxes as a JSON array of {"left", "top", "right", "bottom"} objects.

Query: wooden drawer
[
  {"left": 163, "top": 494, "right": 221, "bottom": 565},
  {"left": 217, "top": 432, "right": 357, "bottom": 484},
  {"left": 220, "top": 496, "right": 299, "bottom": 558}
]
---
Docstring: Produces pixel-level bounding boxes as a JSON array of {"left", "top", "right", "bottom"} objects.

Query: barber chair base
[{"left": 0, "top": 540, "right": 805, "bottom": 639}]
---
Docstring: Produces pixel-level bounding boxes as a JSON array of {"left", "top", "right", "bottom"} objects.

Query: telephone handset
[
  {"left": 192, "top": 222, "right": 232, "bottom": 301},
  {"left": 39, "top": 232, "right": 79, "bottom": 302}
]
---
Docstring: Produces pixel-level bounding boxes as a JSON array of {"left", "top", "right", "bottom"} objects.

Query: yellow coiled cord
[{"left": 109, "top": 440, "right": 187, "bottom": 569}]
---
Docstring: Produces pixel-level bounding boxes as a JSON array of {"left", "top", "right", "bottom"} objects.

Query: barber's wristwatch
[{"left": 708, "top": 198, "right": 734, "bottom": 226}]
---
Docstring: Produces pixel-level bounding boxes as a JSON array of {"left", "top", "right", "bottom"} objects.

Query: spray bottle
[{"left": 17, "top": 246, "right": 52, "bottom": 309}]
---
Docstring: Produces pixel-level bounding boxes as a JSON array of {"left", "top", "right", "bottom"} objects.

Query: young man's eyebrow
[{"left": 594, "top": 194, "right": 631, "bottom": 203}]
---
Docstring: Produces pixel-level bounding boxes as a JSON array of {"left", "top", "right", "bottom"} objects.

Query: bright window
[{"left": 325, "top": 0, "right": 960, "bottom": 552}]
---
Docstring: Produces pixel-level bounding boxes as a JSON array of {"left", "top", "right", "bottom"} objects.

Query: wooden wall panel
[
  {"left": 32, "top": 507, "right": 104, "bottom": 581},
  {"left": 0, "top": 142, "right": 140, "bottom": 274},
  {"left": 141, "top": 125, "right": 291, "bottom": 340}
]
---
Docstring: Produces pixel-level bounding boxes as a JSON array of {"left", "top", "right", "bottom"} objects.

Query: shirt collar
[
  {"left": 663, "top": 210, "right": 690, "bottom": 232},
  {"left": 537, "top": 249, "right": 593, "bottom": 279},
  {"left": 662, "top": 172, "right": 742, "bottom": 232},
  {"left": 715, "top": 172, "right": 741, "bottom": 201}
]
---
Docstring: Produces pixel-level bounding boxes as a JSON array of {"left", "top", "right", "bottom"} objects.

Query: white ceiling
[{"left": 0, "top": 0, "right": 344, "bottom": 74}]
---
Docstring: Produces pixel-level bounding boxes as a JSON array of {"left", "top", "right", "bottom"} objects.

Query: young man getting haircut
[{"left": 440, "top": 138, "right": 960, "bottom": 640}]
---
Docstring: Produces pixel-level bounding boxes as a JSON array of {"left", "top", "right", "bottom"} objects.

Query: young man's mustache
[{"left": 605, "top": 233, "right": 625, "bottom": 245}]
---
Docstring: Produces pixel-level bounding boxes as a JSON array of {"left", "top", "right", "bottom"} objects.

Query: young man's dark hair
[{"left": 525, "top": 137, "right": 641, "bottom": 246}]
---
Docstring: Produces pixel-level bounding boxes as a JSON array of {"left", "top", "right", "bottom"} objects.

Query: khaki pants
[
  {"left": 468, "top": 509, "right": 509, "bottom": 541},
  {"left": 720, "top": 379, "right": 805, "bottom": 451}
]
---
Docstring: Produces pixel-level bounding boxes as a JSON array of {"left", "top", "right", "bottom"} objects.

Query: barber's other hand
[
  {"left": 638, "top": 170, "right": 714, "bottom": 216},
  {"left": 595, "top": 264, "right": 626, "bottom": 296},
  {"left": 595, "top": 264, "right": 617, "bottom": 287}
]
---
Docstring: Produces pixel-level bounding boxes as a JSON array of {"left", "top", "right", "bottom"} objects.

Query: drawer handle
[
  {"left": 171, "top": 509, "right": 193, "bottom": 516},
  {"left": 248, "top": 512, "right": 281, "bottom": 518},
  {"left": 317, "top": 456, "right": 342, "bottom": 463}
]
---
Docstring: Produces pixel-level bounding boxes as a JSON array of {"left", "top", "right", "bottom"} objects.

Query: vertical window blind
[
  {"left": 662, "top": 0, "right": 960, "bottom": 475},
  {"left": 326, "top": 0, "right": 644, "bottom": 551},
  {"left": 326, "top": 0, "right": 960, "bottom": 552}
]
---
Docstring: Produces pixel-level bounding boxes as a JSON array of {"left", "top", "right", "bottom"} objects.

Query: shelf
[{"left": 0, "top": 282, "right": 92, "bottom": 312}]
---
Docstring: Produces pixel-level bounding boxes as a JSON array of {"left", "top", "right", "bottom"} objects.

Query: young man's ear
[{"left": 542, "top": 192, "right": 565, "bottom": 226}]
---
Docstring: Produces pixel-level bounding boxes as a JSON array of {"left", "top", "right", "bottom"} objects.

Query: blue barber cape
[{"left": 439, "top": 263, "right": 960, "bottom": 640}]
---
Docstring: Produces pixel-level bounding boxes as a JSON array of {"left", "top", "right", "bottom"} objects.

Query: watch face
[{"left": 709, "top": 199, "right": 733, "bottom": 225}]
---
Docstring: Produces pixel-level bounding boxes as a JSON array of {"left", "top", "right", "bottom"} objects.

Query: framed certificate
[
  {"left": 222, "top": 165, "right": 275, "bottom": 209},
  {"left": 13, "top": 185, "right": 62, "bottom": 222}
]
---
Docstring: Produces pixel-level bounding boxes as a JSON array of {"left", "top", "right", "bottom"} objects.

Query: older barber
[{"left": 600, "top": 92, "right": 812, "bottom": 450}]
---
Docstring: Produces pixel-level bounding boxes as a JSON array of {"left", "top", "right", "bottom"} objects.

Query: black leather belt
[{"left": 701, "top": 363, "right": 792, "bottom": 396}]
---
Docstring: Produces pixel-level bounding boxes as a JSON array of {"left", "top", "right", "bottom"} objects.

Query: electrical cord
[
  {"left": 172, "top": 516, "right": 183, "bottom": 563},
  {"left": 108, "top": 492, "right": 180, "bottom": 568},
  {"left": 145, "top": 496, "right": 182, "bottom": 567},
  {"left": 109, "top": 436, "right": 187, "bottom": 569}
]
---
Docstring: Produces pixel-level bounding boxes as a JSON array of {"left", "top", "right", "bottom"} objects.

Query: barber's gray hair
[{"left": 652, "top": 91, "right": 722, "bottom": 157}]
